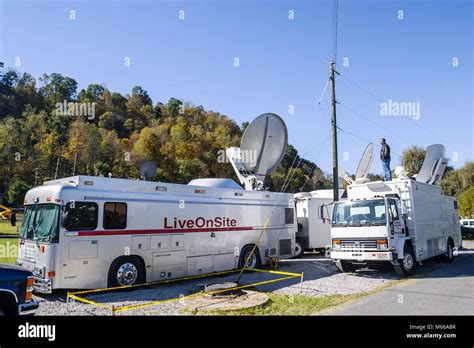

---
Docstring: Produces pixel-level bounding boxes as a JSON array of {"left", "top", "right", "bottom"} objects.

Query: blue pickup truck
[{"left": 0, "top": 263, "right": 39, "bottom": 315}]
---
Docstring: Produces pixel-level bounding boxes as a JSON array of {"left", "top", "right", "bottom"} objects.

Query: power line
[
  {"left": 332, "top": 0, "right": 339, "bottom": 62},
  {"left": 280, "top": 134, "right": 334, "bottom": 193},
  {"left": 337, "top": 71, "right": 471, "bottom": 160},
  {"left": 338, "top": 72, "right": 384, "bottom": 103},
  {"left": 338, "top": 101, "right": 413, "bottom": 145},
  {"left": 336, "top": 124, "right": 402, "bottom": 158},
  {"left": 317, "top": 78, "right": 330, "bottom": 116}
]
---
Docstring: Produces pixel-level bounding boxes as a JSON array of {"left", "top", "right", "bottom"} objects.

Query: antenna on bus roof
[
  {"left": 226, "top": 113, "right": 287, "bottom": 191},
  {"left": 139, "top": 161, "right": 157, "bottom": 181}
]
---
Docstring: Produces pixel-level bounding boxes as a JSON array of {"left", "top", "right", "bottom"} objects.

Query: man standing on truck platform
[{"left": 380, "top": 138, "right": 392, "bottom": 181}]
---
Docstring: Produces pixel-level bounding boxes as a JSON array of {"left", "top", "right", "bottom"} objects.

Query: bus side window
[
  {"left": 104, "top": 202, "right": 127, "bottom": 229},
  {"left": 65, "top": 202, "right": 98, "bottom": 231}
]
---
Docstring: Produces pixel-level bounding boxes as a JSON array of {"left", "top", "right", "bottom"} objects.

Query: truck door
[{"left": 387, "top": 199, "right": 403, "bottom": 236}]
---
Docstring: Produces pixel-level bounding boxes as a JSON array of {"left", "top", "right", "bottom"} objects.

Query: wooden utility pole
[{"left": 330, "top": 61, "right": 339, "bottom": 201}]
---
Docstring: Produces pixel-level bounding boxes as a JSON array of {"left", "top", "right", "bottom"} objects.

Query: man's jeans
[{"left": 382, "top": 158, "right": 392, "bottom": 181}]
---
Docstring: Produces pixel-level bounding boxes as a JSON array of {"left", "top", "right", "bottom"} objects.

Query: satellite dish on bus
[
  {"left": 240, "top": 113, "right": 288, "bottom": 176},
  {"left": 139, "top": 161, "right": 157, "bottom": 181},
  {"left": 355, "top": 143, "right": 374, "bottom": 183},
  {"left": 226, "top": 113, "right": 287, "bottom": 190},
  {"left": 415, "top": 144, "right": 448, "bottom": 185}
]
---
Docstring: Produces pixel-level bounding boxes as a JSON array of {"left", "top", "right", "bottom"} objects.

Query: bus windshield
[
  {"left": 332, "top": 199, "right": 387, "bottom": 227},
  {"left": 20, "top": 204, "right": 60, "bottom": 243}
]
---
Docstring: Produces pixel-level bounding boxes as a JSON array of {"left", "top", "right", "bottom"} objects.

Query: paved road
[{"left": 327, "top": 246, "right": 474, "bottom": 315}]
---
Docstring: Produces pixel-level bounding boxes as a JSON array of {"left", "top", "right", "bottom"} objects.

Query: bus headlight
[
  {"left": 376, "top": 239, "right": 388, "bottom": 250},
  {"left": 332, "top": 239, "right": 341, "bottom": 251}
]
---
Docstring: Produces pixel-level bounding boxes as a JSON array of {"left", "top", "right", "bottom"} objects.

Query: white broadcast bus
[{"left": 16, "top": 113, "right": 297, "bottom": 293}]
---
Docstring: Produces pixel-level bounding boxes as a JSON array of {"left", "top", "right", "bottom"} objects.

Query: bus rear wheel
[
  {"left": 239, "top": 245, "right": 261, "bottom": 269},
  {"left": 108, "top": 256, "right": 145, "bottom": 287},
  {"left": 293, "top": 241, "right": 304, "bottom": 258}
]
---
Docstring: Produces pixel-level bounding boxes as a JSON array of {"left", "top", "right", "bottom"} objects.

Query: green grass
[
  {"left": 0, "top": 222, "right": 20, "bottom": 235},
  {"left": 209, "top": 293, "right": 365, "bottom": 316},
  {"left": 0, "top": 237, "right": 19, "bottom": 264}
]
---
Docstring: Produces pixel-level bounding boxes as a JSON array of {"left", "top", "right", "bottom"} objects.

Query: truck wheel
[
  {"left": 293, "top": 241, "right": 304, "bottom": 258},
  {"left": 108, "top": 256, "right": 145, "bottom": 287},
  {"left": 393, "top": 246, "right": 416, "bottom": 277},
  {"left": 239, "top": 245, "right": 261, "bottom": 269},
  {"left": 335, "top": 260, "right": 356, "bottom": 273},
  {"left": 0, "top": 292, "right": 17, "bottom": 316},
  {"left": 442, "top": 239, "right": 454, "bottom": 263}
]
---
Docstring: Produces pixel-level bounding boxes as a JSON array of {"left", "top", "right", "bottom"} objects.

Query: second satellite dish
[
  {"left": 355, "top": 143, "right": 374, "bottom": 182},
  {"left": 139, "top": 160, "right": 157, "bottom": 181},
  {"left": 240, "top": 113, "right": 288, "bottom": 176},
  {"left": 415, "top": 144, "right": 448, "bottom": 185}
]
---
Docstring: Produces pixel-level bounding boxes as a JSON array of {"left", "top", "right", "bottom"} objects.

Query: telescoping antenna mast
[{"left": 330, "top": 0, "right": 340, "bottom": 201}]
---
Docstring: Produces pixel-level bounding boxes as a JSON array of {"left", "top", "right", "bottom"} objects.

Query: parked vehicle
[
  {"left": 460, "top": 219, "right": 474, "bottom": 228},
  {"left": 0, "top": 263, "right": 38, "bottom": 315},
  {"left": 294, "top": 189, "right": 345, "bottom": 256},
  {"left": 0, "top": 204, "right": 11, "bottom": 220},
  {"left": 461, "top": 225, "right": 474, "bottom": 239},
  {"left": 330, "top": 144, "right": 462, "bottom": 276},
  {"left": 16, "top": 113, "right": 297, "bottom": 293}
]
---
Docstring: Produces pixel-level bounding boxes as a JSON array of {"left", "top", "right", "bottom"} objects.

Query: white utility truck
[
  {"left": 330, "top": 144, "right": 462, "bottom": 276},
  {"left": 16, "top": 113, "right": 297, "bottom": 292},
  {"left": 294, "top": 189, "right": 345, "bottom": 256}
]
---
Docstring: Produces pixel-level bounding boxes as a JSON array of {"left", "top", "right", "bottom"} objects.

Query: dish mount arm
[{"left": 226, "top": 147, "right": 266, "bottom": 191}]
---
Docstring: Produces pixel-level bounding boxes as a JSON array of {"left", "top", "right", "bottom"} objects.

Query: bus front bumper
[
  {"left": 331, "top": 250, "right": 393, "bottom": 261},
  {"left": 33, "top": 277, "right": 52, "bottom": 294}
]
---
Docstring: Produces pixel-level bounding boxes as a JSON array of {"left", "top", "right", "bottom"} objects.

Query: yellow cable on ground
[
  {"left": 115, "top": 273, "right": 301, "bottom": 312},
  {"left": 69, "top": 268, "right": 242, "bottom": 296},
  {"left": 236, "top": 217, "right": 270, "bottom": 283},
  {"left": 67, "top": 268, "right": 303, "bottom": 315}
]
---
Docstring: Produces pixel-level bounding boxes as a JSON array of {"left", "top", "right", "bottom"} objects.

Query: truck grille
[{"left": 340, "top": 239, "right": 377, "bottom": 251}]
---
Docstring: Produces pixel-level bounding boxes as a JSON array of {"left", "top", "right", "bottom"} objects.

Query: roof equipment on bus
[{"left": 226, "top": 113, "right": 288, "bottom": 191}]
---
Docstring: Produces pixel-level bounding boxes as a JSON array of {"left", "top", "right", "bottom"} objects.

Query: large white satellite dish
[
  {"left": 355, "top": 143, "right": 374, "bottom": 183},
  {"left": 240, "top": 113, "right": 288, "bottom": 176},
  {"left": 226, "top": 113, "right": 287, "bottom": 190},
  {"left": 415, "top": 144, "right": 448, "bottom": 185}
]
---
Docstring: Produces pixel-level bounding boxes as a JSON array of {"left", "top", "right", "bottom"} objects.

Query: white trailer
[
  {"left": 294, "top": 189, "right": 345, "bottom": 256},
  {"left": 16, "top": 113, "right": 297, "bottom": 292},
  {"left": 330, "top": 145, "right": 462, "bottom": 276}
]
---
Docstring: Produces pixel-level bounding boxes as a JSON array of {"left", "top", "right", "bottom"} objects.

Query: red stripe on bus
[{"left": 76, "top": 227, "right": 254, "bottom": 236}]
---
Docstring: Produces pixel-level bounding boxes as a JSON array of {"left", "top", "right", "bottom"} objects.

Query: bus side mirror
[
  {"left": 60, "top": 211, "right": 69, "bottom": 228},
  {"left": 401, "top": 213, "right": 408, "bottom": 220}
]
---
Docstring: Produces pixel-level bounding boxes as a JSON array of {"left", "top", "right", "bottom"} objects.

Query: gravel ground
[{"left": 33, "top": 241, "right": 474, "bottom": 316}]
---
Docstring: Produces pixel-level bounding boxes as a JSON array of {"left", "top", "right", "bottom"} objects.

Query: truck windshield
[
  {"left": 332, "top": 199, "right": 387, "bottom": 227},
  {"left": 19, "top": 204, "right": 60, "bottom": 243}
]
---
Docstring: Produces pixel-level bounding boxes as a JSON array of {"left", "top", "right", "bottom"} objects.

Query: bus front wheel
[{"left": 108, "top": 256, "right": 145, "bottom": 288}]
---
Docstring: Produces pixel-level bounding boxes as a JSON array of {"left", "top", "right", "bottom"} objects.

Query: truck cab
[
  {"left": 0, "top": 264, "right": 39, "bottom": 315},
  {"left": 330, "top": 196, "right": 409, "bottom": 272}
]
